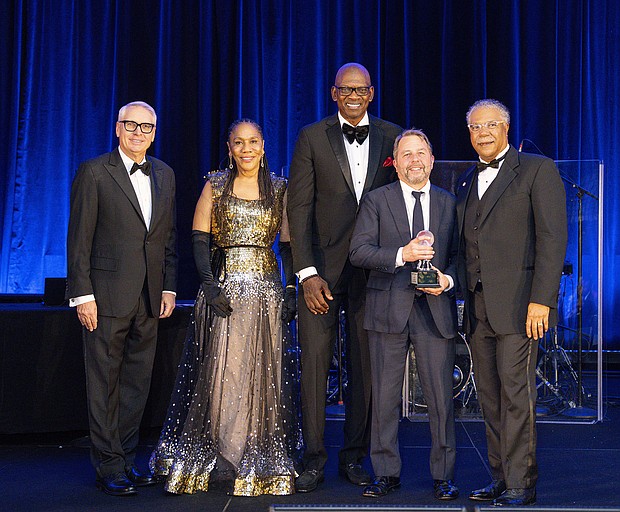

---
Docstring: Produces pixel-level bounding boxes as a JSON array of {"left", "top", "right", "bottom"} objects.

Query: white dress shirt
[
  {"left": 477, "top": 144, "right": 510, "bottom": 198},
  {"left": 70, "top": 147, "right": 173, "bottom": 307},
  {"left": 339, "top": 111, "right": 370, "bottom": 203},
  {"left": 395, "top": 180, "right": 453, "bottom": 291},
  {"left": 296, "top": 112, "right": 371, "bottom": 283}
]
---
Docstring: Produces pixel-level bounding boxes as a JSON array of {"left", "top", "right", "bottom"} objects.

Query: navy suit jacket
[
  {"left": 349, "top": 180, "right": 458, "bottom": 338},
  {"left": 67, "top": 148, "right": 177, "bottom": 318}
]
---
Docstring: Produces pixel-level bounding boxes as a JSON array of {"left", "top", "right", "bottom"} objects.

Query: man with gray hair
[
  {"left": 67, "top": 101, "right": 178, "bottom": 496},
  {"left": 457, "top": 99, "right": 567, "bottom": 506}
]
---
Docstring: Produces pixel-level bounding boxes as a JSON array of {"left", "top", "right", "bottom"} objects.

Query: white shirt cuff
[
  {"left": 69, "top": 294, "right": 95, "bottom": 307},
  {"left": 296, "top": 266, "right": 318, "bottom": 281}
]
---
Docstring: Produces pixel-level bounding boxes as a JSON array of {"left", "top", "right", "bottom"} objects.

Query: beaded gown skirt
[{"left": 149, "top": 173, "right": 300, "bottom": 496}]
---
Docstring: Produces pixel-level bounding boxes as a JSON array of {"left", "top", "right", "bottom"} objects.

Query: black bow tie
[
  {"left": 342, "top": 123, "right": 369, "bottom": 145},
  {"left": 130, "top": 161, "right": 151, "bottom": 176},
  {"left": 476, "top": 155, "right": 506, "bottom": 171}
]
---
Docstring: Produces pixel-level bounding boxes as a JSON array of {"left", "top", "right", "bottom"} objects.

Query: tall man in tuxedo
[
  {"left": 287, "top": 63, "right": 401, "bottom": 492},
  {"left": 350, "top": 129, "right": 459, "bottom": 500},
  {"left": 67, "top": 101, "right": 178, "bottom": 496},
  {"left": 457, "top": 99, "right": 567, "bottom": 506}
]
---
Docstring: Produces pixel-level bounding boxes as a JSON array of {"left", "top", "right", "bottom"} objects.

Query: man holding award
[{"left": 349, "top": 128, "right": 459, "bottom": 500}]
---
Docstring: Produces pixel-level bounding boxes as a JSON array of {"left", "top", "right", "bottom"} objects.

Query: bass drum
[{"left": 402, "top": 332, "right": 473, "bottom": 415}]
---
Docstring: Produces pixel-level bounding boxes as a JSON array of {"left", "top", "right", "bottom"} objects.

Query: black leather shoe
[
  {"left": 125, "top": 465, "right": 157, "bottom": 487},
  {"left": 339, "top": 463, "right": 372, "bottom": 486},
  {"left": 469, "top": 480, "right": 507, "bottom": 501},
  {"left": 434, "top": 479, "right": 459, "bottom": 500},
  {"left": 295, "top": 469, "right": 324, "bottom": 493},
  {"left": 493, "top": 487, "right": 536, "bottom": 506},
  {"left": 96, "top": 472, "right": 137, "bottom": 496},
  {"left": 362, "top": 476, "right": 401, "bottom": 497}
]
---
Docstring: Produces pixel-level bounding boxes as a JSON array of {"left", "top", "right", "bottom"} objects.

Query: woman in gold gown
[{"left": 150, "top": 119, "right": 300, "bottom": 496}]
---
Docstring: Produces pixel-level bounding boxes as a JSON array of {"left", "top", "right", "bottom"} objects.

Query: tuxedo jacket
[
  {"left": 349, "top": 181, "right": 458, "bottom": 339},
  {"left": 287, "top": 113, "right": 402, "bottom": 287},
  {"left": 455, "top": 146, "right": 567, "bottom": 335},
  {"left": 67, "top": 148, "right": 178, "bottom": 318}
]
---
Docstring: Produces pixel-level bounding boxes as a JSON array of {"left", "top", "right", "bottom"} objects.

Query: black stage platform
[
  {"left": 0, "top": 302, "right": 191, "bottom": 434},
  {"left": 2, "top": 302, "right": 619, "bottom": 510},
  {"left": 1, "top": 408, "right": 619, "bottom": 511}
]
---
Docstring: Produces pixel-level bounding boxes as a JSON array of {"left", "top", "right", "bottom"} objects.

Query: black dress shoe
[
  {"left": 362, "top": 476, "right": 401, "bottom": 497},
  {"left": 493, "top": 487, "right": 536, "bottom": 506},
  {"left": 339, "top": 463, "right": 372, "bottom": 486},
  {"left": 469, "top": 480, "right": 507, "bottom": 501},
  {"left": 125, "top": 465, "right": 157, "bottom": 486},
  {"left": 434, "top": 479, "right": 459, "bottom": 500},
  {"left": 96, "top": 472, "right": 137, "bottom": 496},
  {"left": 295, "top": 469, "right": 324, "bottom": 493}
]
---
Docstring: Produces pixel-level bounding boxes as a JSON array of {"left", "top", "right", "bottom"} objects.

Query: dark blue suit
[{"left": 350, "top": 180, "right": 458, "bottom": 480}]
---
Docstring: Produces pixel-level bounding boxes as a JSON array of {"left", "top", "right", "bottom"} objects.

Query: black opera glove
[
  {"left": 192, "top": 230, "right": 233, "bottom": 317},
  {"left": 200, "top": 282, "right": 233, "bottom": 318},
  {"left": 282, "top": 287, "right": 297, "bottom": 323},
  {"left": 278, "top": 240, "right": 296, "bottom": 323}
]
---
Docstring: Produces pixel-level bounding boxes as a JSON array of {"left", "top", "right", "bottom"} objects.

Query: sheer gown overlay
[{"left": 149, "top": 171, "right": 301, "bottom": 496}]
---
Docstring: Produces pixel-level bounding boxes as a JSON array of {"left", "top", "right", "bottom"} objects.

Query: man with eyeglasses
[
  {"left": 456, "top": 99, "right": 567, "bottom": 506},
  {"left": 67, "top": 101, "right": 178, "bottom": 496},
  {"left": 287, "top": 63, "right": 401, "bottom": 492}
]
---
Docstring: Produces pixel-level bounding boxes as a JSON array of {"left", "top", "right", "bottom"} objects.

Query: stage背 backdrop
[{"left": 1, "top": 1, "right": 618, "bottom": 347}]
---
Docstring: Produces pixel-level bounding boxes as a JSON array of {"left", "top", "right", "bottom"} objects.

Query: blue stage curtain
[{"left": 1, "top": 0, "right": 618, "bottom": 345}]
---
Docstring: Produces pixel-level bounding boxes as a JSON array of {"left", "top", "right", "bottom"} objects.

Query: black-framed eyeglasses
[
  {"left": 334, "top": 86, "right": 372, "bottom": 97},
  {"left": 467, "top": 120, "right": 506, "bottom": 132},
  {"left": 119, "top": 120, "right": 155, "bottom": 134}
]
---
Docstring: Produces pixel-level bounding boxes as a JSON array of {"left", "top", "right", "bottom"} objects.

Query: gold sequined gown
[{"left": 149, "top": 171, "right": 300, "bottom": 496}]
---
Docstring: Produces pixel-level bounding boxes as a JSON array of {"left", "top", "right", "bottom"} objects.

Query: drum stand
[{"left": 536, "top": 327, "right": 578, "bottom": 414}]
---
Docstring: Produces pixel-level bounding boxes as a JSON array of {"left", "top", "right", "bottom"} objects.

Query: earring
[
  {"left": 260, "top": 155, "right": 265, "bottom": 168},
  {"left": 228, "top": 156, "right": 233, "bottom": 170}
]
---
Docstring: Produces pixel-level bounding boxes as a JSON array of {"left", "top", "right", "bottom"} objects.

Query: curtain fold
[{"left": 1, "top": 0, "right": 618, "bottom": 345}]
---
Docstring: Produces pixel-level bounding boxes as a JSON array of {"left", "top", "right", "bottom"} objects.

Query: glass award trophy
[{"left": 410, "top": 230, "right": 440, "bottom": 288}]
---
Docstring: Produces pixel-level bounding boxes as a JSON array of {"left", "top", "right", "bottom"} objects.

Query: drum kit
[
  {"left": 402, "top": 298, "right": 594, "bottom": 420},
  {"left": 402, "top": 300, "right": 479, "bottom": 419},
  {"left": 325, "top": 280, "right": 593, "bottom": 421}
]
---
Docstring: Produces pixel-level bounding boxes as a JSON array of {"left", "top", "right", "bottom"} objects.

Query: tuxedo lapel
[
  {"left": 478, "top": 147, "right": 518, "bottom": 226},
  {"left": 385, "top": 182, "right": 411, "bottom": 245},
  {"left": 148, "top": 158, "right": 163, "bottom": 232},
  {"left": 104, "top": 149, "right": 147, "bottom": 228},
  {"left": 326, "top": 116, "right": 355, "bottom": 197},
  {"left": 364, "top": 116, "right": 383, "bottom": 196},
  {"left": 429, "top": 185, "right": 442, "bottom": 236},
  {"left": 456, "top": 166, "right": 476, "bottom": 235}
]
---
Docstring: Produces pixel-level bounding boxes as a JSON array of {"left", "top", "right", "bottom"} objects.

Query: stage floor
[{"left": 1, "top": 405, "right": 619, "bottom": 511}]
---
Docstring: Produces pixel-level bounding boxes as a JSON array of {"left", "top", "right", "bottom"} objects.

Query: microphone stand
[
  {"left": 519, "top": 140, "right": 598, "bottom": 419},
  {"left": 560, "top": 172, "right": 598, "bottom": 419}
]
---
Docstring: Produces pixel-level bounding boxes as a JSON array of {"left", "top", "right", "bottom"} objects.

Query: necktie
[
  {"left": 411, "top": 190, "right": 424, "bottom": 238},
  {"left": 342, "top": 123, "right": 369, "bottom": 145},
  {"left": 476, "top": 154, "right": 506, "bottom": 171},
  {"left": 130, "top": 161, "right": 152, "bottom": 176}
]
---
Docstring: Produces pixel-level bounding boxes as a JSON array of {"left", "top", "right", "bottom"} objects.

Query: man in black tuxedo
[
  {"left": 67, "top": 101, "right": 178, "bottom": 496},
  {"left": 287, "top": 63, "right": 401, "bottom": 492},
  {"left": 350, "top": 129, "right": 459, "bottom": 500},
  {"left": 456, "top": 99, "right": 567, "bottom": 506}
]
